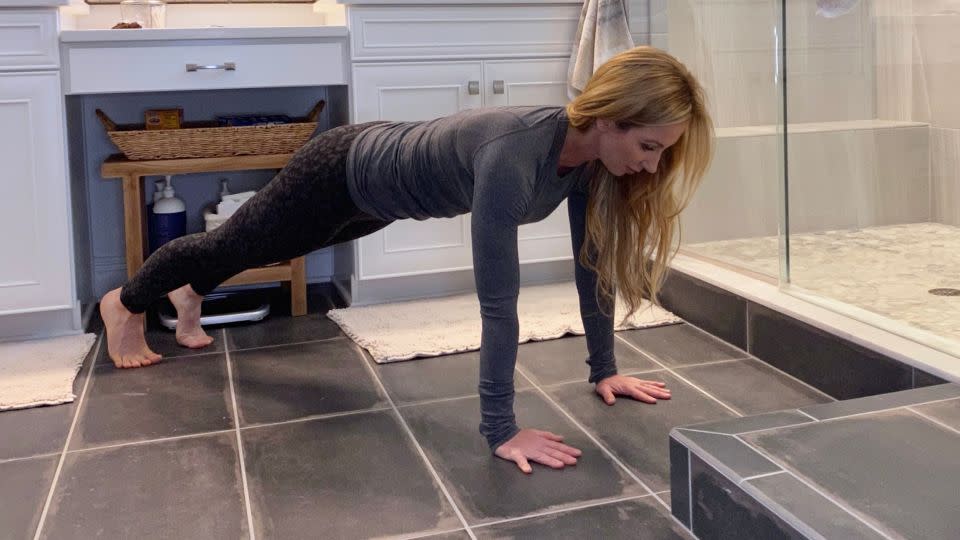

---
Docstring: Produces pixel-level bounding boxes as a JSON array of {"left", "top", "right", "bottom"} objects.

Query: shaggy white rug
[
  {"left": 328, "top": 281, "right": 681, "bottom": 363},
  {"left": 0, "top": 333, "right": 97, "bottom": 410}
]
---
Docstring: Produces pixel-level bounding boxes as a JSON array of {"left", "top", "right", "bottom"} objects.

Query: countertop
[
  {"left": 0, "top": 0, "right": 66, "bottom": 6},
  {"left": 337, "top": 0, "right": 582, "bottom": 4},
  {"left": 59, "top": 26, "right": 349, "bottom": 43}
]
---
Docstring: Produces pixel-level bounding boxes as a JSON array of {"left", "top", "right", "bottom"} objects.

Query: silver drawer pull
[
  {"left": 468, "top": 80, "right": 480, "bottom": 95},
  {"left": 186, "top": 62, "right": 237, "bottom": 72},
  {"left": 493, "top": 80, "right": 505, "bottom": 94}
]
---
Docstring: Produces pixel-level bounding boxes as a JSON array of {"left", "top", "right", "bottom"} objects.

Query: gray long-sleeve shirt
[{"left": 346, "top": 106, "right": 618, "bottom": 450}]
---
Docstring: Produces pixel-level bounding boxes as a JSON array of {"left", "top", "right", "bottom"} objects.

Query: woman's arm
[
  {"left": 470, "top": 145, "right": 531, "bottom": 451},
  {"left": 567, "top": 186, "right": 618, "bottom": 383}
]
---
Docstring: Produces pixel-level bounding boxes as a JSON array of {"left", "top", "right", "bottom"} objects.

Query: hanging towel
[{"left": 567, "top": 0, "right": 635, "bottom": 99}]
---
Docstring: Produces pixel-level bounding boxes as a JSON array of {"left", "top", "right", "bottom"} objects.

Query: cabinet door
[
  {"left": 484, "top": 58, "right": 574, "bottom": 264},
  {"left": 0, "top": 72, "right": 73, "bottom": 314},
  {"left": 351, "top": 62, "right": 482, "bottom": 278}
]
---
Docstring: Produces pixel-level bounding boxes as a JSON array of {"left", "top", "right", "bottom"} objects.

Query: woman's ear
[{"left": 595, "top": 118, "right": 616, "bottom": 133}]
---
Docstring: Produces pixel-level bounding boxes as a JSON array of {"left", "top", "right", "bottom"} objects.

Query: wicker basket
[{"left": 96, "top": 101, "right": 325, "bottom": 161}]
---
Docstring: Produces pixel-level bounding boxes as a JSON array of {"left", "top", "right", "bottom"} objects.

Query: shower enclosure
[{"left": 662, "top": 0, "right": 960, "bottom": 357}]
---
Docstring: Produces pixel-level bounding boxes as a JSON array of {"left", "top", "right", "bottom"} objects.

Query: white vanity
[
  {"left": 0, "top": 1, "right": 77, "bottom": 339},
  {"left": 0, "top": 0, "right": 585, "bottom": 339},
  {"left": 337, "top": 0, "right": 583, "bottom": 305}
]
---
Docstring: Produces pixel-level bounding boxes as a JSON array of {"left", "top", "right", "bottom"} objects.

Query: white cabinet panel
[
  {"left": 65, "top": 41, "right": 347, "bottom": 95},
  {"left": 0, "top": 9, "right": 58, "bottom": 71},
  {"left": 483, "top": 58, "right": 570, "bottom": 108},
  {"left": 486, "top": 58, "right": 573, "bottom": 262},
  {"left": 351, "top": 61, "right": 483, "bottom": 122},
  {"left": 0, "top": 71, "right": 72, "bottom": 314},
  {"left": 349, "top": 4, "right": 580, "bottom": 60},
  {"left": 352, "top": 61, "right": 483, "bottom": 278},
  {"left": 359, "top": 217, "right": 474, "bottom": 278},
  {"left": 518, "top": 202, "right": 572, "bottom": 263}
]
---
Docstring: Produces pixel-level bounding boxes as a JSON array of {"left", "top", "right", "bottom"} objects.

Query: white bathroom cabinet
[
  {"left": 342, "top": 1, "right": 583, "bottom": 305},
  {"left": 0, "top": 6, "right": 79, "bottom": 339}
]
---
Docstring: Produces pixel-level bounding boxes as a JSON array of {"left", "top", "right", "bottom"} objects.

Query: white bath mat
[
  {"left": 328, "top": 281, "right": 682, "bottom": 363},
  {"left": 0, "top": 333, "right": 97, "bottom": 411}
]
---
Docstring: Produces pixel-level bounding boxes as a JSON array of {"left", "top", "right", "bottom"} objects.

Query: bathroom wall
[
  {"left": 666, "top": 0, "right": 873, "bottom": 128},
  {"left": 628, "top": 0, "right": 668, "bottom": 49},
  {"left": 872, "top": 1, "right": 960, "bottom": 226},
  {"left": 682, "top": 123, "right": 931, "bottom": 244},
  {"left": 68, "top": 86, "right": 349, "bottom": 301}
]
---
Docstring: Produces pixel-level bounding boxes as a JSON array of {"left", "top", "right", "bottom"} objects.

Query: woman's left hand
[{"left": 595, "top": 375, "right": 672, "bottom": 405}]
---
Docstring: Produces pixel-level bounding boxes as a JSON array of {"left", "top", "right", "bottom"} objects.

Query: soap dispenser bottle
[
  {"left": 150, "top": 175, "right": 186, "bottom": 253},
  {"left": 147, "top": 179, "right": 165, "bottom": 251}
]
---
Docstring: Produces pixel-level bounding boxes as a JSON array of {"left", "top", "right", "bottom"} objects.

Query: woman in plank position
[{"left": 100, "top": 46, "right": 714, "bottom": 473}]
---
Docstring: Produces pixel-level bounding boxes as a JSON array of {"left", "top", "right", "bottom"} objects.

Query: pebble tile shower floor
[{"left": 0, "top": 292, "right": 835, "bottom": 539}]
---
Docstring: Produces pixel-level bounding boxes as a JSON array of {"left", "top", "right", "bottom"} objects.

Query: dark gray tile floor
[{"left": 2, "top": 293, "right": 842, "bottom": 539}]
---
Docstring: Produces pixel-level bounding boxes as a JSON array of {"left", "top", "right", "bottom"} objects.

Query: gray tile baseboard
[{"left": 658, "top": 267, "right": 947, "bottom": 400}]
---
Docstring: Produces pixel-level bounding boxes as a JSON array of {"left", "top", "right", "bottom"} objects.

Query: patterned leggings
[{"left": 119, "top": 122, "right": 392, "bottom": 313}]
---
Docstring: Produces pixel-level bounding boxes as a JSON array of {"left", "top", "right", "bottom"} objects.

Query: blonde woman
[{"left": 100, "top": 46, "right": 714, "bottom": 473}]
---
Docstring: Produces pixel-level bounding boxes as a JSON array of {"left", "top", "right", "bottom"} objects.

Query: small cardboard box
[{"left": 145, "top": 108, "right": 183, "bottom": 130}]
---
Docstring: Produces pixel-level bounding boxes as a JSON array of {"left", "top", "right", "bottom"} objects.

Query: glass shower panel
[
  {"left": 784, "top": 0, "right": 960, "bottom": 356},
  {"left": 667, "top": 0, "right": 788, "bottom": 281}
]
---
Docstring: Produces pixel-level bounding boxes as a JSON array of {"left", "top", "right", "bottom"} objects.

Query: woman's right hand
[{"left": 494, "top": 428, "right": 582, "bottom": 474}]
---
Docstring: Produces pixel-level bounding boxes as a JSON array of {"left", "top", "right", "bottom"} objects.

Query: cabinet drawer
[
  {"left": 65, "top": 40, "right": 347, "bottom": 94},
  {"left": 0, "top": 9, "right": 58, "bottom": 70},
  {"left": 349, "top": 5, "right": 580, "bottom": 60}
]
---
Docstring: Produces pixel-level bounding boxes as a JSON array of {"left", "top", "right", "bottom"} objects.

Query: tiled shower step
[{"left": 669, "top": 384, "right": 960, "bottom": 540}]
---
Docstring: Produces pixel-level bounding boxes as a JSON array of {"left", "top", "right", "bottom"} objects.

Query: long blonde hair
[{"left": 566, "top": 46, "right": 714, "bottom": 319}]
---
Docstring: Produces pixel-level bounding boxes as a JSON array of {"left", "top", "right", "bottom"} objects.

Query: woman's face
[{"left": 595, "top": 119, "right": 688, "bottom": 177}]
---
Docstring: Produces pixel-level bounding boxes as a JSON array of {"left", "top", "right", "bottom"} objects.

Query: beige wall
[{"left": 682, "top": 123, "right": 931, "bottom": 243}]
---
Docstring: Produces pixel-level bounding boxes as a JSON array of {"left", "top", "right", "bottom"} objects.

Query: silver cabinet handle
[
  {"left": 493, "top": 80, "right": 505, "bottom": 94},
  {"left": 186, "top": 62, "right": 237, "bottom": 72},
  {"left": 468, "top": 80, "right": 480, "bottom": 95}
]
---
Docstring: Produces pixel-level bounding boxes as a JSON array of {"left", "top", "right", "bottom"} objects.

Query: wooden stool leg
[
  {"left": 121, "top": 174, "right": 146, "bottom": 279},
  {"left": 290, "top": 256, "right": 307, "bottom": 316}
]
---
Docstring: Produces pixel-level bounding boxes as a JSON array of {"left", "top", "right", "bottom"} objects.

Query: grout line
[
  {"left": 664, "top": 357, "right": 750, "bottom": 371},
  {"left": 350, "top": 343, "right": 477, "bottom": 540},
  {"left": 746, "top": 362, "right": 837, "bottom": 403},
  {"left": 614, "top": 335, "right": 744, "bottom": 418},
  {"left": 795, "top": 409, "right": 820, "bottom": 421},
  {"left": 393, "top": 393, "right": 480, "bottom": 409},
  {"left": 93, "top": 348, "right": 225, "bottom": 367},
  {"left": 238, "top": 406, "right": 395, "bottom": 432},
  {"left": 33, "top": 335, "right": 103, "bottom": 540},
  {"left": 906, "top": 407, "right": 960, "bottom": 436},
  {"left": 66, "top": 429, "right": 236, "bottom": 455},
  {"left": 734, "top": 438, "right": 897, "bottom": 540},
  {"left": 513, "top": 364, "right": 659, "bottom": 498},
  {"left": 0, "top": 452, "right": 63, "bottom": 465},
  {"left": 224, "top": 328, "right": 257, "bottom": 540},
  {"left": 687, "top": 444, "right": 693, "bottom": 531},
  {"left": 803, "top": 395, "right": 960, "bottom": 424},
  {"left": 392, "top": 528, "right": 473, "bottom": 540},
  {"left": 673, "top": 316, "right": 836, "bottom": 403},
  {"left": 740, "top": 470, "right": 787, "bottom": 482},
  {"left": 471, "top": 494, "right": 653, "bottom": 530},
  {"left": 650, "top": 490, "right": 671, "bottom": 512},
  {"left": 226, "top": 334, "right": 347, "bottom": 355},
  {"left": 674, "top": 318, "right": 749, "bottom": 357}
]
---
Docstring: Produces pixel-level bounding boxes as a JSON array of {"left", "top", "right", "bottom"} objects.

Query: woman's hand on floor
[
  {"left": 596, "top": 375, "right": 672, "bottom": 405},
  {"left": 495, "top": 428, "right": 582, "bottom": 474}
]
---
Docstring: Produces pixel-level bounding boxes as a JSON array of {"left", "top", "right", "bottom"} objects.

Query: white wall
[
  {"left": 664, "top": 0, "right": 873, "bottom": 128},
  {"left": 682, "top": 122, "right": 931, "bottom": 243}
]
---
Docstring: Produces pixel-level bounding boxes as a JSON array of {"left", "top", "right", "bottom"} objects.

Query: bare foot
[
  {"left": 99, "top": 288, "right": 162, "bottom": 368},
  {"left": 168, "top": 285, "right": 214, "bottom": 349}
]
